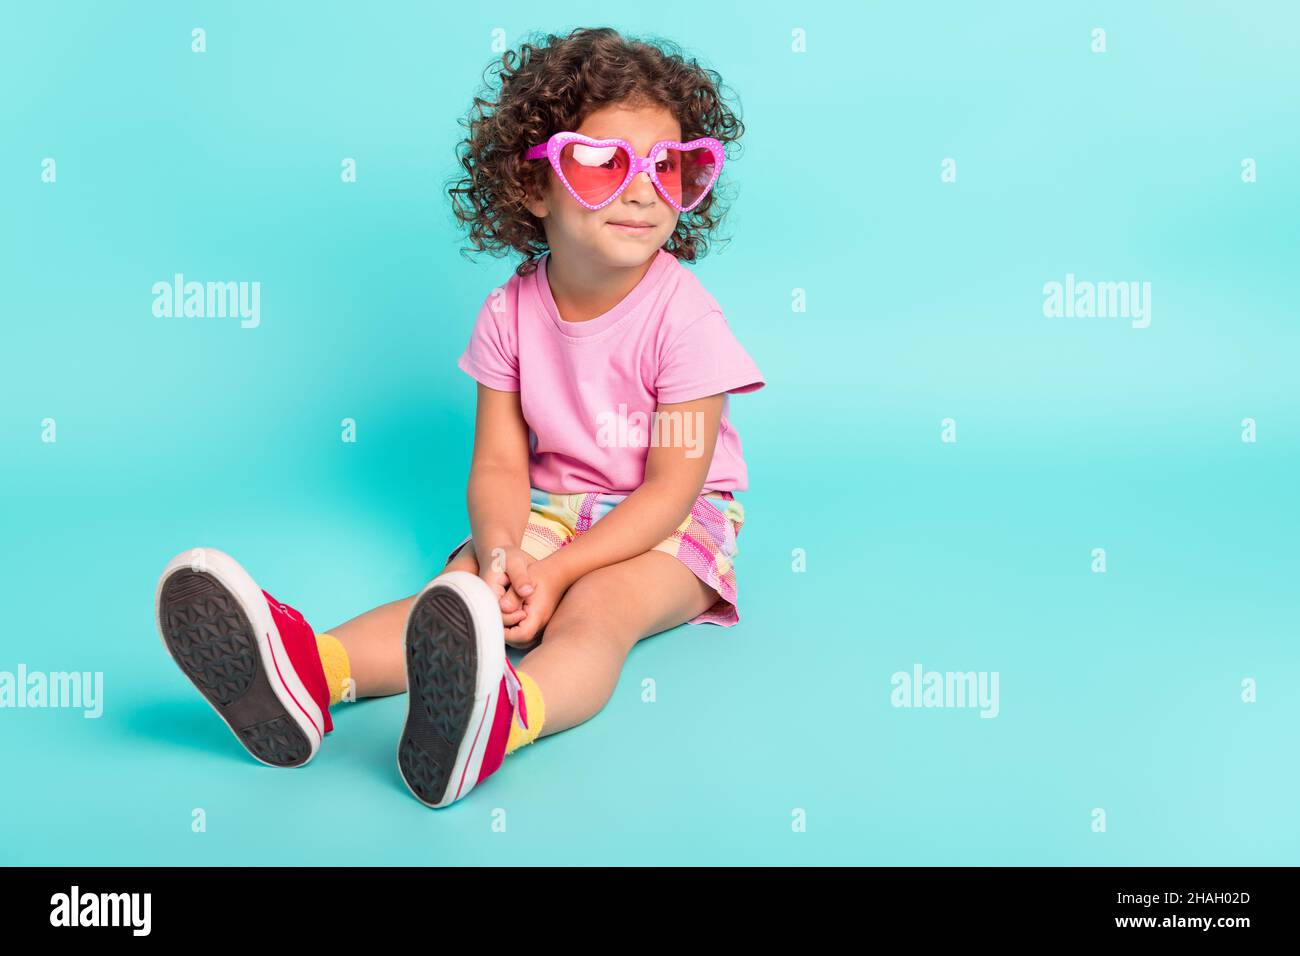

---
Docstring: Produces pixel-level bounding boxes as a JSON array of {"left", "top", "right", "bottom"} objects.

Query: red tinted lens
[
  {"left": 653, "top": 145, "right": 716, "bottom": 209},
  {"left": 558, "top": 141, "right": 630, "bottom": 205}
]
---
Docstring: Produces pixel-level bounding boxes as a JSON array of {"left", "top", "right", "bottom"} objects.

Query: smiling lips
[{"left": 608, "top": 220, "right": 654, "bottom": 233}]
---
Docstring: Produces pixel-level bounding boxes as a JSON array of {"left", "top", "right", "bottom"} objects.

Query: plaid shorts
[{"left": 444, "top": 487, "right": 746, "bottom": 626}]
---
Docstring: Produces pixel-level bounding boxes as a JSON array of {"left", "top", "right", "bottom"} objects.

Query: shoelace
[{"left": 503, "top": 658, "right": 529, "bottom": 731}]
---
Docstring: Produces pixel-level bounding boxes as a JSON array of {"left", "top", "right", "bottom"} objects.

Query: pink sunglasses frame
[{"left": 524, "top": 131, "right": 725, "bottom": 213}]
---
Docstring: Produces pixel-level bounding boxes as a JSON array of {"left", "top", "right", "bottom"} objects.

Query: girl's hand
[
  {"left": 501, "top": 557, "right": 566, "bottom": 648},
  {"left": 477, "top": 545, "right": 535, "bottom": 628}
]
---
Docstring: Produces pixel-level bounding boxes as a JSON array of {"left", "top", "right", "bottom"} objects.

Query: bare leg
[
  {"left": 518, "top": 550, "right": 718, "bottom": 736},
  {"left": 327, "top": 543, "right": 478, "bottom": 698}
]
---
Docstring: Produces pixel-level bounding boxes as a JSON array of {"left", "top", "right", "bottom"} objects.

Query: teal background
[{"left": 2, "top": 1, "right": 1297, "bottom": 865}]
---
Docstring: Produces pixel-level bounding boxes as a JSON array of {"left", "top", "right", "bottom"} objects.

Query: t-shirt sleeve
[
  {"left": 654, "top": 309, "right": 765, "bottom": 405},
  {"left": 456, "top": 288, "right": 519, "bottom": 392}
]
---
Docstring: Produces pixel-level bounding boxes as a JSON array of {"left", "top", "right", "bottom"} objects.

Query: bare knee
[
  {"left": 443, "top": 540, "right": 479, "bottom": 575},
  {"left": 544, "top": 570, "right": 639, "bottom": 650}
]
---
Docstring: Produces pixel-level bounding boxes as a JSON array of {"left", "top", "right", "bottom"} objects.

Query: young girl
[{"left": 153, "top": 27, "right": 764, "bottom": 808}]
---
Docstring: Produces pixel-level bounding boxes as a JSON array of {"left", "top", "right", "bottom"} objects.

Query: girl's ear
[
  {"left": 522, "top": 185, "right": 547, "bottom": 219},
  {"left": 521, "top": 170, "right": 549, "bottom": 219}
]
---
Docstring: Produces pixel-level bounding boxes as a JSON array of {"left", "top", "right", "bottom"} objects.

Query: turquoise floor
[
  {"left": 3, "top": 1, "right": 1298, "bottom": 864},
  {"left": 3, "top": 430, "right": 1297, "bottom": 865}
]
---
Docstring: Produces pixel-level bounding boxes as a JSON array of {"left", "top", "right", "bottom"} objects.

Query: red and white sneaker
[
  {"left": 397, "top": 571, "right": 530, "bottom": 808},
  {"left": 155, "top": 547, "right": 332, "bottom": 768}
]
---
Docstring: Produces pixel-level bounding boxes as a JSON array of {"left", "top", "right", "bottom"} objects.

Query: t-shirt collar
[{"left": 536, "top": 248, "right": 673, "bottom": 338}]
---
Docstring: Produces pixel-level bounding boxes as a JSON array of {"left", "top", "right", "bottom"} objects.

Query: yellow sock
[
  {"left": 505, "top": 668, "right": 545, "bottom": 754},
  {"left": 315, "top": 632, "right": 353, "bottom": 706}
]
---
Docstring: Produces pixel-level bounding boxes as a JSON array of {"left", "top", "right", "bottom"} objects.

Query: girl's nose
[{"left": 626, "top": 171, "right": 656, "bottom": 200}]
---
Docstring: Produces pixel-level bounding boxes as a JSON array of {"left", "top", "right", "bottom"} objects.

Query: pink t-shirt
[{"left": 457, "top": 248, "right": 765, "bottom": 495}]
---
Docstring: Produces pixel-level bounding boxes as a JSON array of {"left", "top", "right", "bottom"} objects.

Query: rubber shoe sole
[
  {"left": 155, "top": 548, "right": 324, "bottom": 767},
  {"left": 397, "top": 571, "right": 505, "bottom": 807}
]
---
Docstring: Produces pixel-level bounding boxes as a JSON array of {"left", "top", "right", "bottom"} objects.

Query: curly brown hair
[{"left": 446, "top": 26, "right": 745, "bottom": 277}]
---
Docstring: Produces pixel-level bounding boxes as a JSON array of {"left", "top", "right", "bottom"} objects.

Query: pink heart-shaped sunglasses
[{"left": 524, "top": 131, "right": 725, "bottom": 213}]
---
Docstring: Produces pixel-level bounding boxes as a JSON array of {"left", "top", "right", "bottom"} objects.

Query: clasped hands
[{"left": 477, "top": 545, "right": 567, "bottom": 647}]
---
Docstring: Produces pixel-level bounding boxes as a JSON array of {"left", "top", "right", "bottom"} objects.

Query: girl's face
[{"left": 525, "top": 101, "right": 682, "bottom": 272}]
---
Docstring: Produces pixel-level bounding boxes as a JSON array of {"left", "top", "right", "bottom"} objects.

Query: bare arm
[
  {"left": 466, "top": 383, "right": 532, "bottom": 575},
  {"left": 541, "top": 393, "right": 725, "bottom": 589}
]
